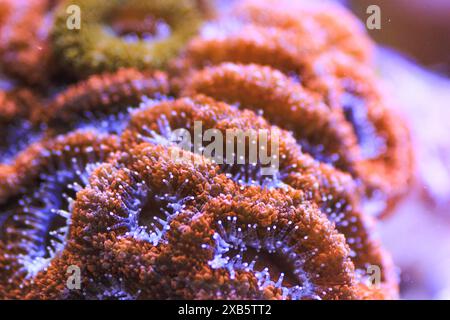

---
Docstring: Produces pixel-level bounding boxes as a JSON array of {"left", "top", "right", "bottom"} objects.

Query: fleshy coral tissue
[{"left": 0, "top": 0, "right": 413, "bottom": 300}]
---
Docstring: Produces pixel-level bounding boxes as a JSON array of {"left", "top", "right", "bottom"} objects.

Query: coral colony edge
[{"left": 0, "top": 0, "right": 413, "bottom": 300}]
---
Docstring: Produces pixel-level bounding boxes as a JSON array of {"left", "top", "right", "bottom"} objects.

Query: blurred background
[
  {"left": 350, "top": 0, "right": 450, "bottom": 75},
  {"left": 343, "top": 0, "right": 450, "bottom": 299}
]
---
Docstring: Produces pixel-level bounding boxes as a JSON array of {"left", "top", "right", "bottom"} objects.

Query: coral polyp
[
  {"left": 181, "top": 64, "right": 358, "bottom": 170},
  {"left": 234, "top": 0, "right": 373, "bottom": 63},
  {"left": 306, "top": 52, "right": 413, "bottom": 213},
  {"left": 64, "top": 142, "right": 356, "bottom": 299},
  {"left": 0, "top": 68, "right": 169, "bottom": 203},
  {"left": 0, "top": 0, "right": 53, "bottom": 86},
  {"left": 0, "top": 0, "right": 414, "bottom": 300},
  {"left": 0, "top": 130, "right": 119, "bottom": 298},
  {"left": 51, "top": 0, "right": 205, "bottom": 79},
  {"left": 0, "top": 89, "right": 44, "bottom": 165},
  {"left": 39, "top": 68, "right": 170, "bottom": 135},
  {"left": 197, "top": 192, "right": 357, "bottom": 300},
  {"left": 173, "top": 10, "right": 413, "bottom": 216},
  {"left": 120, "top": 95, "right": 397, "bottom": 298}
]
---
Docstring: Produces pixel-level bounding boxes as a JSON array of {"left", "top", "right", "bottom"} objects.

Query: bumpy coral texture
[
  {"left": 0, "top": 68, "right": 169, "bottom": 203},
  {"left": 0, "top": 89, "right": 44, "bottom": 166},
  {"left": 0, "top": 0, "right": 413, "bottom": 300},
  {"left": 0, "top": 131, "right": 119, "bottom": 298},
  {"left": 171, "top": 0, "right": 413, "bottom": 217},
  {"left": 51, "top": 0, "right": 206, "bottom": 79},
  {"left": 0, "top": 0, "right": 54, "bottom": 87},
  {"left": 37, "top": 68, "right": 170, "bottom": 134}
]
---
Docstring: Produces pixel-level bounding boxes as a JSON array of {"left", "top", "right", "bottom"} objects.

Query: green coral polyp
[{"left": 52, "top": 0, "right": 203, "bottom": 79}]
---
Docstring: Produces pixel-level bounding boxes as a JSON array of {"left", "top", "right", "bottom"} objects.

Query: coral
[
  {"left": 0, "top": 89, "right": 45, "bottom": 166},
  {"left": 10, "top": 96, "right": 398, "bottom": 299},
  {"left": 37, "top": 68, "right": 170, "bottom": 135},
  {"left": 0, "top": 0, "right": 53, "bottom": 86},
  {"left": 171, "top": 1, "right": 413, "bottom": 217},
  {"left": 0, "top": 0, "right": 413, "bottom": 300},
  {"left": 65, "top": 142, "right": 359, "bottom": 299},
  {"left": 0, "top": 69, "right": 169, "bottom": 199},
  {"left": 233, "top": 0, "right": 373, "bottom": 63},
  {"left": 51, "top": 0, "right": 204, "bottom": 79},
  {"left": 120, "top": 96, "right": 398, "bottom": 298},
  {"left": 308, "top": 53, "right": 413, "bottom": 214},
  {"left": 0, "top": 130, "right": 119, "bottom": 298}
]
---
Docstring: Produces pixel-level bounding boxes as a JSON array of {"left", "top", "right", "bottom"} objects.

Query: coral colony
[{"left": 0, "top": 0, "right": 413, "bottom": 299}]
